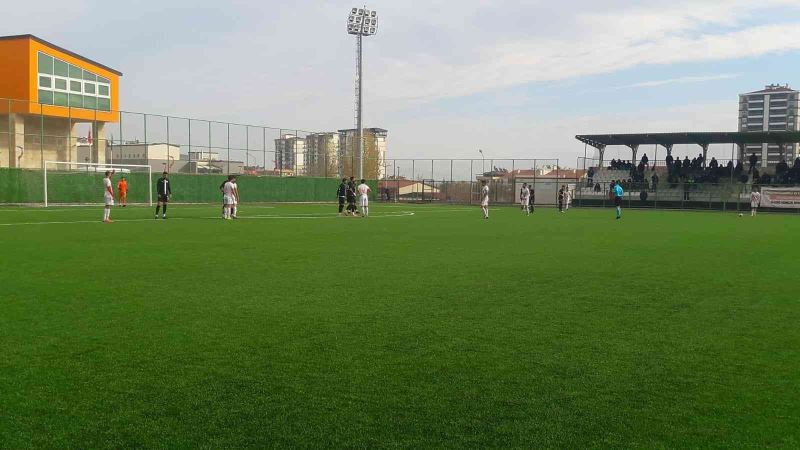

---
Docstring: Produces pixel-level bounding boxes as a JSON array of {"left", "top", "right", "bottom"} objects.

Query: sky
[{"left": 9, "top": 0, "right": 800, "bottom": 165}]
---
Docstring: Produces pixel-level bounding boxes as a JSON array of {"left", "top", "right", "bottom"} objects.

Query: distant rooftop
[{"left": 744, "top": 84, "right": 796, "bottom": 95}]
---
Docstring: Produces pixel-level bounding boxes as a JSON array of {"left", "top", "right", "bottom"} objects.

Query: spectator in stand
[
  {"left": 665, "top": 154, "right": 674, "bottom": 167},
  {"left": 594, "top": 182, "right": 601, "bottom": 192},
  {"left": 749, "top": 153, "right": 758, "bottom": 173},
  {"left": 651, "top": 171, "right": 659, "bottom": 191},
  {"left": 709, "top": 157, "right": 719, "bottom": 170},
  {"left": 674, "top": 158, "right": 682, "bottom": 171},
  {"left": 776, "top": 159, "right": 789, "bottom": 179},
  {"left": 691, "top": 157, "right": 698, "bottom": 169},
  {"left": 641, "top": 153, "right": 649, "bottom": 168},
  {"left": 683, "top": 156, "right": 691, "bottom": 171},
  {"left": 735, "top": 160, "right": 743, "bottom": 174},
  {"left": 697, "top": 153, "right": 704, "bottom": 167}
]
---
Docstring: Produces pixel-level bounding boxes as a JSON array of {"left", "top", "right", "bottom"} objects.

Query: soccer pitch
[{"left": 1, "top": 204, "right": 798, "bottom": 448}]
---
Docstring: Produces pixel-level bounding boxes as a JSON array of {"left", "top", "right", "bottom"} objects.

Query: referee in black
[
  {"left": 155, "top": 171, "right": 171, "bottom": 219},
  {"left": 337, "top": 178, "right": 347, "bottom": 216}
]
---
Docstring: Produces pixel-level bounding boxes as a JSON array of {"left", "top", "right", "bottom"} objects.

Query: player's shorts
[
  {"left": 158, "top": 194, "right": 169, "bottom": 203},
  {"left": 614, "top": 196, "right": 622, "bottom": 207},
  {"left": 751, "top": 202, "right": 759, "bottom": 208},
  {"left": 481, "top": 197, "right": 489, "bottom": 207},
  {"left": 223, "top": 195, "right": 235, "bottom": 205},
  {"left": 521, "top": 198, "right": 529, "bottom": 205},
  {"left": 360, "top": 194, "right": 368, "bottom": 208},
  {"left": 119, "top": 192, "right": 127, "bottom": 199},
  {"left": 104, "top": 193, "right": 114, "bottom": 206}
]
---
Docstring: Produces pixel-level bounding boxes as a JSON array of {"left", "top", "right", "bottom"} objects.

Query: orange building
[{"left": 0, "top": 34, "right": 122, "bottom": 168}]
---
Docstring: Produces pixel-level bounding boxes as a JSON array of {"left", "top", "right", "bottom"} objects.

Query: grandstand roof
[{"left": 575, "top": 131, "right": 800, "bottom": 149}]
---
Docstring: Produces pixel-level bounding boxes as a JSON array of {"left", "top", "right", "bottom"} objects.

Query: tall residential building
[
  {"left": 274, "top": 134, "right": 306, "bottom": 176},
  {"left": 305, "top": 132, "right": 339, "bottom": 177},
  {"left": 338, "top": 128, "right": 387, "bottom": 179},
  {"left": 738, "top": 84, "right": 800, "bottom": 168}
]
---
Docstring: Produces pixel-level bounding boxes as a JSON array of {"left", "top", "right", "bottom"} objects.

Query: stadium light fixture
[{"left": 347, "top": 6, "right": 379, "bottom": 179}]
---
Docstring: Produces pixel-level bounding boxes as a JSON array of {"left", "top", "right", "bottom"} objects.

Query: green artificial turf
[{"left": 0, "top": 203, "right": 798, "bottom": 448}]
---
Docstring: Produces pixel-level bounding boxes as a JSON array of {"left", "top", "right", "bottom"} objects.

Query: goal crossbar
[{"left": 43, "top": 161, "right": 153, "bottom": 207}]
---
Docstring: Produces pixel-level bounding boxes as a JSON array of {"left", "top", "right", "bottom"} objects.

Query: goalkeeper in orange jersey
[{"left": 117, "top": 176, "right": 128, "bottom": 207}]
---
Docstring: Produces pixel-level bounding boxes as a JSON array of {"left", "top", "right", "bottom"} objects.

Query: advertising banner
[{"left": 761, "top": 187, "right": 800, "bottom": 208}]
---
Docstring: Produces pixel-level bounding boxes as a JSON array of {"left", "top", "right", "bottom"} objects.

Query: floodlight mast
[{"left": 347, "top": 6, "right": 378, "bottom": 180}]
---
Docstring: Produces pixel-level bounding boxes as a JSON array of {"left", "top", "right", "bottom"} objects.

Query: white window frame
[
  {"left": 53, "top": 77, "right": 69, "bottom": 93},
  {"left": 38, "top": 75, "right": 53, "bottom": 89},
  {"left": 97, "top": 83, "right": 111, "bottom": 98},
  {"left": 83, "top": 81, "right": 97, "bottom": 95}
]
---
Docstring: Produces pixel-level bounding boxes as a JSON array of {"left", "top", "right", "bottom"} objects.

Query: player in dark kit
[
  {"left": 337, "top": 178, "right": 347, "bottom": 216},
  {"left": 346, "top": 176, "right": 357, "bottom": 216},
  {"left": 155, "top": 172, "right": 171, "bottom": 219},
  {"left": 529, "top": 187, "right": 535, "bottom": 213}
]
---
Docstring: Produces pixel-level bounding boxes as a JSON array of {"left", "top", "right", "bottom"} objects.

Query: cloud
[
  {"left": 370, "top": 1, "right": 800, "bottom": 102},
  {"left": 587, "top": 74, "right": 741, "bottom": 92}
]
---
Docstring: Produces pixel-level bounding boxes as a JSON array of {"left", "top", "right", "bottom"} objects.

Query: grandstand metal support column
[
  {"left": 737, "top": 143, "right": 745, "bottom": 163},
  {"left": 597, "top": 145, "right": 606, "bottom": 167},
  {"left": 653, "top": 144, "right": 658, "bottom": 167},
  {"left": 700, "top": 143, "right": 709, "bottom": 168}
]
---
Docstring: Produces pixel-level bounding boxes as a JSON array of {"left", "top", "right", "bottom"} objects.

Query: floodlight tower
[{"left": 347, "top": 6, "right": 378, "bottom": 180}]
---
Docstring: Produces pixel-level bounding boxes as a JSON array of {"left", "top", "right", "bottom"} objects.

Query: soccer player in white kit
[
  {"left": 750, "top": 188, "right": 762, "bottom": 217},
  {"left": 357, "top": 179, "right": 371, "bottom": 218},
  {"left": 480, "top": 180, "right": 489, "bottom": 219},
  {"left": 222, "top": 175, "right": 238, "bottom": 220},
  {"left": 230, "top": 176, "right": 240, "bottom": 219},
  {"left": 520, "top": 183, "right": 531, "bottom": 216},
  {"left": 102, "top": 170, "right": 115, "bottom": 223},
  {"left": 564, "top": 186, "right": 572, "bottom": 211}
]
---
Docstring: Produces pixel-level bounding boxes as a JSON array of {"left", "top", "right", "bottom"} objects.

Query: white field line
[
  {"left": 0, "top": 211, "right": 415, "bottom": 226},
  {"left": 0, "top": 205, "right": 277, "bottom": 213}
]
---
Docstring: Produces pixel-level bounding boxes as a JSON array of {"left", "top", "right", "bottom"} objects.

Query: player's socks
[
  {"left": 232, "top": 207, "right": 237, "bottom": 217},
  {"left": 155, "top": 206, "right": 160, "bottom": 217}
]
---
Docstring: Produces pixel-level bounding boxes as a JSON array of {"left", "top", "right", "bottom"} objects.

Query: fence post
[
  {"left": 7, "top": 99, "right": 11, "bottom": 166},
  {"left": 40, "top": 103, "right": 44, "bottom": 168},
  {"left": 470, "top": 159, "right": 473, "bottom": 205},
  {"left": 188, "top": 118, "right": 192, "bottom": 173},
  {"left": 144, "top": 114, "right": 148, "bottom": 161},
  {"left": 263, "top": 127, "right": 266, "bottom": 176}
]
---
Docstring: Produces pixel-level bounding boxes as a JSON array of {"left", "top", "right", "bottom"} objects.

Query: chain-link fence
[{"left": 376, "top": 159, "right": 576, "bottom": 205}]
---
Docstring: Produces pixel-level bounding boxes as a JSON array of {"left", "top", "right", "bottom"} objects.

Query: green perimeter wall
[{"left": 0, "top": 169, "right": 376, "bottom": 204}]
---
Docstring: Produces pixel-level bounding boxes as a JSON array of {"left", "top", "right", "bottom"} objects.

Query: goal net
[{"left": 43, "top": 161, "right": 153, "bottom": 207}]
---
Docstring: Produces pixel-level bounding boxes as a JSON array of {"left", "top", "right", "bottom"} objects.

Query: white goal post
[{"left": 43, "top": 161, "right": 153, "bottom": 207}]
